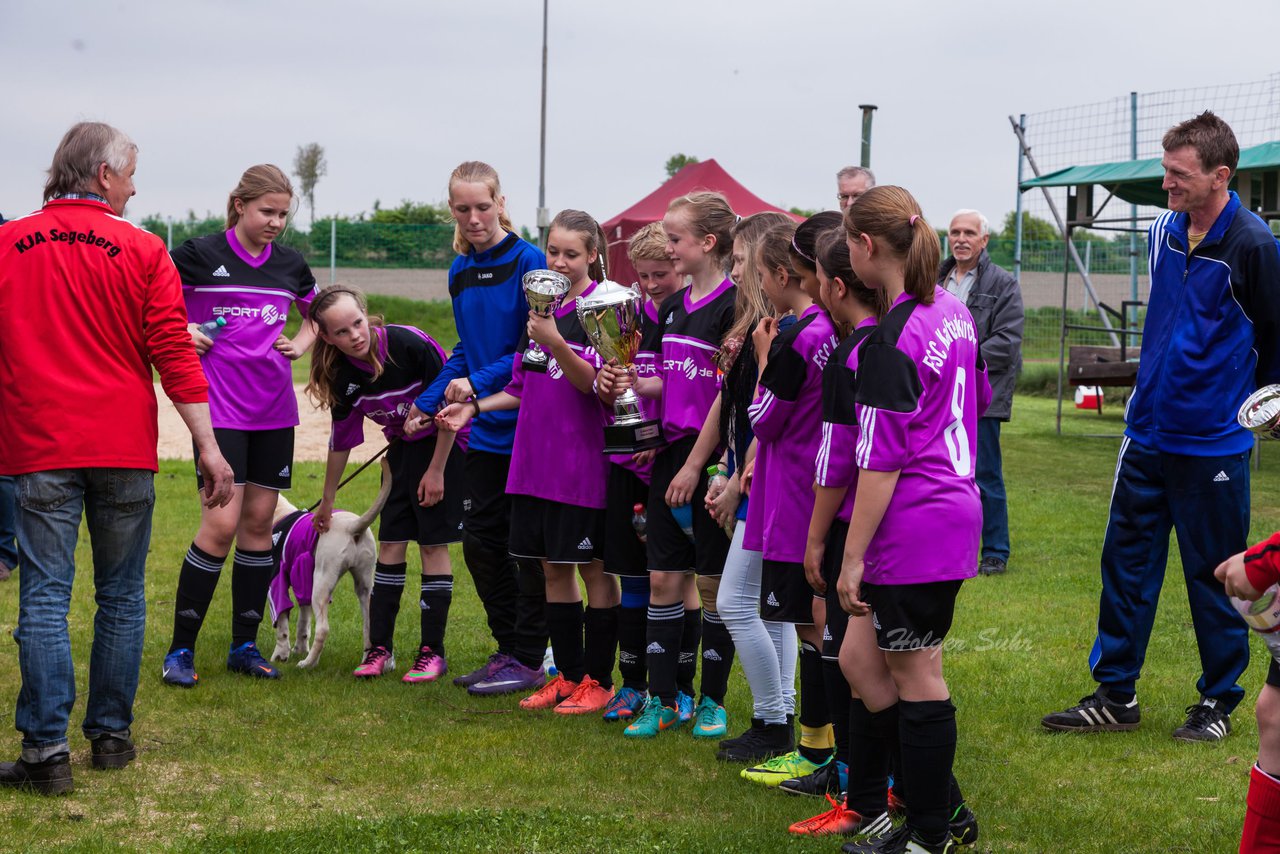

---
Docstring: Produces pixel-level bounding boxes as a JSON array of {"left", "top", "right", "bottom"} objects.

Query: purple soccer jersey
[
  {"left": 174, "top": 230, "right": 318, "bottom": 430},
  {"left": 816, "top": 318, "right": 878, "bottom": 524},
  {"left": 660, "top": 279, "right": 735, "bottom": 443},
  {"left": 743, "top": 306, "right": 839, "bottom": 562},
  {"left": 268, "top": 509, "right": 319, "bottom": 624},
  {"left": 329, "top": 325, "right": 469, "bottom": 453},
  {"left": 505, "top": 282, "right": 611, "bottom": 509},
  {"left": 610, "top": 297, "right": 664, "bottom": 482},
  {"left": 855, "top": 287, "right": 991, "bottom": 585}
]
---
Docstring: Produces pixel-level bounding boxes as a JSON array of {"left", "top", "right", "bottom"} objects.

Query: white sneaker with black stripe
[
  {"left": 1041, "top": 688, "right": 1140, "bottom": 732},
  {"left": 1172, "top": 697, "right": 1231, "bottom": 742}
]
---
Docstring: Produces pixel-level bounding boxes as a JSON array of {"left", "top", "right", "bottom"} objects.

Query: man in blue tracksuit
[{"left": 1043, "top": 111, "right": 1280, "bottom": 742}]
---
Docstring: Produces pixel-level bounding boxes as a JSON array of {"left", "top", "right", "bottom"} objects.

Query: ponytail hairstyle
[
  {"left": 756, "top": 221, "right": 800, "bottom": 295},
  {"left": 306, "top": 284, "right": 387, "bottom": 409},
  {"left": 549, "top": 209, "right": 607, "bottom": 283},
  {"left": 843, "top": 185, "right": 940, "bottom": 304},
  {"left": 815, "top": 227, "right": 882, "bottom": 316},
  {"left": 789, "top": 211, "right": 843, "bottom": 275},
  {"left": 226, "top": 164, "right": 295, "bottom": 230},
  {"left": 667, "top": 191, "right": 736, "bottom": 273},
  {"left": 448, "top": 161, "right": 516, "bottom": 255}
]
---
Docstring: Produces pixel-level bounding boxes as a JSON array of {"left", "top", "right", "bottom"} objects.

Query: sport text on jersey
[
  {"left": 12, "top": 228, "right": 122, "bottom": 258},
  {"left": 922, "top": 312, "right": 977, "bottom": 376},
  {"left": 211, "top": 304, "right": 285, "bottom": 325},
  {"left": 662, "top": 356, "right": 716, "bottom": 381}
]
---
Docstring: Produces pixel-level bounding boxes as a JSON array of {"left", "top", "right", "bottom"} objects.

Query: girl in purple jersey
[
  {"left": 305, "top": 285, "right": 465, "bottom": 683},
  {"left": 437, "top": 210, "right": 620, "bottom": 716},
  {"left": 163, "top": 165, "right": 318, "bottom": 686},
  {"left": 837, "top": 188, "right": 987, "bottom": 854},
  {"left": 620, "top": 192, "right": 738, "bottom": 740}
]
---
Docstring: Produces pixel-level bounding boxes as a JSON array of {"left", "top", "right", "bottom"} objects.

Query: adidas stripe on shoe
[
  {"left": 1172, "top": 697, "right": 1231, "bottom": 742},
  {"left": 1041, "top": 689, "right": 1139, "bottom": 732}
]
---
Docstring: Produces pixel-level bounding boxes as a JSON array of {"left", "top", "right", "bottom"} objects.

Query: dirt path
[{"left": 156, "top": 384, "right": 345, "bottom": 461}]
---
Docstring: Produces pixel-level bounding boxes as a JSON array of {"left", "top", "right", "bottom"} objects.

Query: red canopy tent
[{"left": 601, "top": 159, "right": 802, "bottom": 286}]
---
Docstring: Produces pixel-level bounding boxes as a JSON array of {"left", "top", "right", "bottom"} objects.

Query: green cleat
[
  {"left": 624, "top": 696, "right": 681, "bottom": 738},
  {"left": 741, "top": 750, "right": 827, "bottom": 787},
  {"left": 691, "top": 695, "right": 728, "bottom": 739}
]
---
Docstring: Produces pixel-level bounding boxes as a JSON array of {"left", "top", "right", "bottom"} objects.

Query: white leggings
[{"left": 717, "top": 522, "right": 796, "bottom": 724}]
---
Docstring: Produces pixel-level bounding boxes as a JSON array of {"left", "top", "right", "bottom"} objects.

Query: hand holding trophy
[
  {"left": 577, "top": 280, "right": 664, "bottom": 454},
  {"left": 521, "top": 269, "right": 571, "bottom": 373}
]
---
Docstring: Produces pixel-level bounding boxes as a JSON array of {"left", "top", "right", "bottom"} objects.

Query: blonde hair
[
  {"left": 844, "top": 186, "right": 940, "bottom": 304},
  {"left": 226, "top": 164, "right": 294, "bottom": 230},
  {"left": 722, "top": 211, "right": 791, "bottom": 361},
  {"left": 306, "top": 284, "right": 387, "bottom": 409},
  {"left": 448, "top": 161, "right": 516, "bottom": 255},
  {"left": 43, "top": 122, "right": 137, "bottom": 203},
  {"left": 627, "top": 221, "right": 670, "bottom": 264},
  {"left": 667, "top": 191, "right": 735, "bottom": 270}
]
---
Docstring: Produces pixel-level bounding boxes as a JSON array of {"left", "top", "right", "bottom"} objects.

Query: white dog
[{"left": 269, "top": 459, "right": 391, "bottom": 669}]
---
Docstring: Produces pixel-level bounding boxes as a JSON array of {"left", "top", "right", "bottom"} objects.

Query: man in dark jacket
[{"left": 939, "top": 210, "right": 1023, "bottom": 576}]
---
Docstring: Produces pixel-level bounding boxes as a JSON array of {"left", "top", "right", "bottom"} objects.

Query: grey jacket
[{"left": 938, "top": 249, "right": 1024, "bottom": 420}]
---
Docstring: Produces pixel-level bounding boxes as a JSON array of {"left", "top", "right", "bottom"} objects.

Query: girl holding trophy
[{"left": 436, "top": 210, "right": 619, "bottom": 716}]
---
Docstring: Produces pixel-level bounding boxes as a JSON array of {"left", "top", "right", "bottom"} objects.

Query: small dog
[{"left": 269, "top": 458, "right": 391, "bottom": 669}]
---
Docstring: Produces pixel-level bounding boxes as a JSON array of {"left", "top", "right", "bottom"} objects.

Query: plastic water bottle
[
  {"left": 198, "top": 316, "right": 228, "bottom": 342},
  {"left": 706, "top": 464, "right": 736, "bottom": 537},
  {"left": 1232, "top": 583, "right": 1280, "bottom": 665},
  {"left": 631, "top": 503, "right": 647, "bottom": 543},
  {"left": 670, "top": 503, "right": 695, "bottom": 542},
  {"left": 542, "top": 646, "right": 558, "bottom": 679}
]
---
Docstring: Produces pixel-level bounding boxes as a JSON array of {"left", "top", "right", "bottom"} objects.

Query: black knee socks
[
  {"left": 898, "top": 698, "right": 958, "bottom": 845},
  {"left": 846, "top": 698, "right": 890, "bottom": 818},
  {"left": 646, "top": 602, "right": 684, "bottom": 706},
  {"left": 230, "top": 547, "right": 275, "bottom": 648},
  {"left": 370, "top": 561, "right": 406, "bottom": 651},
  {"left": 698, "top": 609, "right": 734, "bottom": 706},
  {"left": 678, "top": 606, "right": 702, "bottom": 699},
  {"left": 823, "top": 656, "right": 852, "bottom": 769},
  {"left": 170, "top": 543, "right": 226, "bottom": 653},
  {"left": 546, "top": 601, "right": 586, "bottom": 683},
  {"left": 583, "top": 605, "right": 618, "bottom": 688},
  {"left": 617, "top": 577, "right": 649, "bottom": 690},
  {"left": 419, "top": 574, "right": 452, "bottom": 657},
  {"left": 798, "top": 640, "right": 833, "bottom": 764}
]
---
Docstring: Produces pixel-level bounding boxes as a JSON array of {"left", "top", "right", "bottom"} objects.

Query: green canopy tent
[{"left": 1021, "top": 140, "right": 1280, "bottom": 214}]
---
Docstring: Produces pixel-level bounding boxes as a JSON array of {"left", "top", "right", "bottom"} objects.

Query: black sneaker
[
  {"left": 843, "top": 823, "right": 960, "bottom": 854},
  {"left": 1172, "top": 697, "right": 1231, "bottom": 742},
  {"left": 0, "top": 754, "right": 73, "bottom": 796},
  {"left": 949, "top": 803, "right": 979, "bottom": 845},
  {"left": 90, "top": 735, "right": 136, "bottom": 770},
  {"left": 977, "top": 557, "right": 1007, "bottom": 576},
  {"left": 1041, "top": 688, "right": 1139, "bottom": 732},
  {"left": 779, "top": 757, "right": 845, "bottom": 797},
  {"left": 719, "top": 718, "right": 764, "bottom": 750},
  {"left": 715, "top": 721, "right": 793, "bottom": 763}
]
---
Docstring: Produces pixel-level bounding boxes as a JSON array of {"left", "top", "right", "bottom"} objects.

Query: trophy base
[
  {"left": 603, "top": 420, "right": 664, "bottom": 455},
  {"left": 522, "top": 356, "right": 549, "bottom": 373}
]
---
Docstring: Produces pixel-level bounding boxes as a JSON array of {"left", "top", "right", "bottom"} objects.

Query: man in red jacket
[{"left": 0, "top": 122, "right": 233, "bottom": 795}]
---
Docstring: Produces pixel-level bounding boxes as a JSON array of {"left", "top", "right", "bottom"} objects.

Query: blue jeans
[
  {"left": 1089, "top": 439, "right": 1250, "bottom": 711},
  {"left": 975, "top": 417, "right": 1010, "bottom": 562},
  {"left": 0, "top": 475, "right": 17, "bottom": 570},
  {"left": 13, "top": 468, "right": 154, "bottom": 761}
]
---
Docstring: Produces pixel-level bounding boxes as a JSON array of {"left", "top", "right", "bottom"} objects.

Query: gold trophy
[
  {"left": 1239, "top": 385, "right": 1280, "bottom": 439},
  {"left": 576, "top": 280, "right": 664, "bottom": 454},
  {"left": 521, "top": 269, "right": 571, "bottom": 373}
]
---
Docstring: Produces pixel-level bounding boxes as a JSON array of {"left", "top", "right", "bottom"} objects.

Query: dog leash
[{"left": 306, "top": 438, "right": 398, "bottom": 513}]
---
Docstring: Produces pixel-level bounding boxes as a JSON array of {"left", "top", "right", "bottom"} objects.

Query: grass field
[{"left": 0, "top": 397, "right": 1276, "bottom": 853}]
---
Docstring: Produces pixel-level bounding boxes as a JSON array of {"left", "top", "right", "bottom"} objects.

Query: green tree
[
  {"left": 1000, "top": 210, "right": 1058, "bottom": 241},
  {"left": 788, "top": 206, "right": 818, "bottom": 218},
  {"left": 368, "top": 199, "right": 451, "bottom": 225},
  {"left": 665, "top": 153, "right": 699, "bottom": 179},
  {"left": 293, "top": 143, "right": 327, "bottom": 228}
]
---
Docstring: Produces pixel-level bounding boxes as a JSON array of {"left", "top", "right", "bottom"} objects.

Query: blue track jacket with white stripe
[{"left": 1127, "top": 191, "right": 1280, "bottom": 456}]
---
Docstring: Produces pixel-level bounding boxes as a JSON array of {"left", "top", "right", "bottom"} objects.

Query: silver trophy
[
  {"left": 521, "top": 269, "right": 571, "bottom": 373},
  {"left": 1239, "top": 384, "right": 1280, "bottom": 439},
  {"left": 576, "top": 279, "right": 664, "bottom": 454}
]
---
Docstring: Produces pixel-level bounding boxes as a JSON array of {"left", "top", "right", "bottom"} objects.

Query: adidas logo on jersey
[
  {"left": 702, "top": 649, "right": 722, "bottom": 662},
  {"left": 212, "top": 265, "right": 230, "bottom": 277},
  {"left": 278, "top": 466, "right": 290, "bottom": 477},
  {"left": 646, "top": 642, "right": 666, "bottom": 654},
  {"left": 1214, "top": 470, "right": 1230, "bottom": 482},
  {"left": 346, "top": 383, "right": 360, "bottom": 396},
  {"left": 766, "top": 592, "right": 780, "bottom": 607},
  {"left": 578, "top": 537, "right": 593, "bottom": 550}
]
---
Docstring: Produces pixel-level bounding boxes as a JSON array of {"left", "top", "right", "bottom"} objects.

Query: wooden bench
[{"left": 1067, "top": 345, "right": 1140, "bottom": 413}]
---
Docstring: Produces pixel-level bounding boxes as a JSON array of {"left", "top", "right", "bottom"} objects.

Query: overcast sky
[{"left": 3, "top": 0, "right": 1277, "bottom": 234}]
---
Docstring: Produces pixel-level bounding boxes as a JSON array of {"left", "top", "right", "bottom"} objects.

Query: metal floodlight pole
[
  {"left": 536, "top": 0, "right": 550, "bottom": 250},
  {"left": 858, "top": 105, "right": 877, "bottom": 168},
  {"left": 1013, "top": 114, "right": 1026, "bottom": 283}
]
